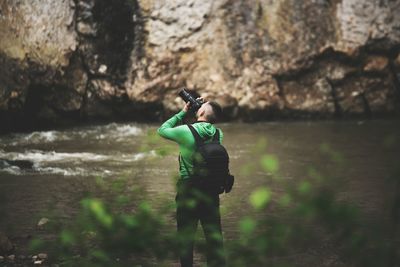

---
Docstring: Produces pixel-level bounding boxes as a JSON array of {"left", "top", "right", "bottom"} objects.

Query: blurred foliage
[
  {"left": 30, "top": 175, "right": 178, "bottom": 267},
  {"left": 28, "top": 131, "right": 399, "bottom": 267}
]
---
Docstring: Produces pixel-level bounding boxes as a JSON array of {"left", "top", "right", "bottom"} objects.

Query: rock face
[{"left": 0, "top": 0, "right": 399, "bottom": 131}]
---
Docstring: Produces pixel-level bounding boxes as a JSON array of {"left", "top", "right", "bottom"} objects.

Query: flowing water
[{"left": 0, "top": 120, "right": 399, "bottom": 259}]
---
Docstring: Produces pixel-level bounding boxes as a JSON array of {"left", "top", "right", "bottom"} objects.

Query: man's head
[{"left": 196, "top": 101, "right": 222, "bottom": 123}]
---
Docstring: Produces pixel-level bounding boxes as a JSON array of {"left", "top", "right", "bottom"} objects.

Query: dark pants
[{"left": 176, "top": 179, "right": 226, "bottom": 267}]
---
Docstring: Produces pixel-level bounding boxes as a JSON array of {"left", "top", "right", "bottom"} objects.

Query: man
[{"left": 157, "top": 99, "right": 226, "bottom": 267}]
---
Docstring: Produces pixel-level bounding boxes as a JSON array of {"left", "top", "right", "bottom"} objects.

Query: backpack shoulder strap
[
  {"left": 187, "top": 124, "right": 203, "bottom": 146},
  {"left": 212, "top": 129, "right": 220, "bottom": 142}
]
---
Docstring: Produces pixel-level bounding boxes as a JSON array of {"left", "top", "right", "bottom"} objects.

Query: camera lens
[{"left": 178, "top": 88, "right": 203, "bottom": 112}]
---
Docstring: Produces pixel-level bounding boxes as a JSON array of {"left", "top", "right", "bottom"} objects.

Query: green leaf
[
  {"left": 260, "top": 155, "right": 279, "bottom": 173},
  {"left": 239, "top": 217, "right": 256, "bottom": 235},
  {"left": 121, "top": 215, "right": 138, "bottom": 228},
  {"left": 298, "top": 181, "right": 312, "bottom": 195},
  {"left": 29, "top": 238, "right": 45, "bottom": 251},
  {"left": 116, "top": 195, "right": 130, "bottom": 206},
  {"left": 279, "top": 194, "right": 291, "bottom": 207},
  {"left": 83, "top": 199, "right": 113, "bottom": 228},
  {"left": 90, "top": 249, "right": 110, "bottom": 262},
  {"left": 307, "top": 167, "right": 324, "bottom": 182},
  {"left": 250, "top": 187, "right": 271, "bottom": 209},
  {"left": 139, "top": 201, "right": 152, "bottom": 212},
  {"left": 240, "top": 162, "right": 257, "bottom": 176},
  {"left": 60, "top": 230, "right": 76, "bottom": 246}
]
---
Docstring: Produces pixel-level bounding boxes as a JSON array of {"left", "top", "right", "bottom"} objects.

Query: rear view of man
[{"left": 157, "top": 98, "right": 226, "bottom": 267}]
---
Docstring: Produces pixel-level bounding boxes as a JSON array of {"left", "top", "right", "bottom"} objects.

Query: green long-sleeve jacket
[{"left": 157, "top": 110, "right": 223, "bottom": 179}]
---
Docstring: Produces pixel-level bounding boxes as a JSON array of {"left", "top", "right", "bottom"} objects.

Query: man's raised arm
[{"left": 157, "top": 110, "right": 187, "bottom": 142}]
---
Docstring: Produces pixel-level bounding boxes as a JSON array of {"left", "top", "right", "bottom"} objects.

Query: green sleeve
[{"left": 157, "top": 110, "right": 188, "bottom": 143}]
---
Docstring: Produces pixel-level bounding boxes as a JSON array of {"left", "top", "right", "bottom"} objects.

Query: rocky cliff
[{"left": 1, "top": 0, "right": 400, "bottom": 131}]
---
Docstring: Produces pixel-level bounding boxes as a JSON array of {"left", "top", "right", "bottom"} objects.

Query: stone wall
[{"left": 0, "top": 0, "right": 399, "bottom": 131}]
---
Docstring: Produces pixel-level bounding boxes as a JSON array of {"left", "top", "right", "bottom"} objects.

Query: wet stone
[
  {"left": 37, "top": 218, "right": 49, "bottom": 227},
  {"left": 38, "top": 253, "right": 47, "bottom": 259},
  {"left": 7, "top": 254, "right": 15, "bottom": 261}
]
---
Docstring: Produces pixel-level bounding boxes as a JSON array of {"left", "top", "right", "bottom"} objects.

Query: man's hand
[
  {"left": 182, "top": 97, "right": 205, "bottom": 112},
  {"left": 197, "top": 97, "right": 205, "bottom": 104},
  {"left": 182, "top": 102, "right": 191, "bottom": 112}
]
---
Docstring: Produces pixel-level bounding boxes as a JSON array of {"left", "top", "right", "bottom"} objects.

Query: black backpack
[{"left": 186, "top": 124, "right": 234, "bottom": 194}]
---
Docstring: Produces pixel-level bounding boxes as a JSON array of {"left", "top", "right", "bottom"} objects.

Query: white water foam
[
  {"left": 0, "top": 164, "right": 113, "bottom": 177},
  {"left": 34, "top": 166, "right": 91, "bottom": 176},
  {"left": 1, "top": 166, "right": 22, "bottom": 175},
  {"left": 70, "top": 123, "right": 143, "bottom": 141},
  {"left": 8, "top": 131, "right": 71, "bottom": 146},
  {"left": 0, "top": 150, "right": 110, "bottom": 163},
  {"left": 0, "top": 149, "right": 157, "bottom": 164},
  {"left": 25, "top": 131, "right": 66, "bottom": 142},
  {"left": 100, "top": 124, "right": 142, "bottom": 140},
  {"left": 3, "top": 123, "right": 143, "bottom": 146},
  {"left": 130, "top": 150, "right": 157, "bottom": 161},
  {"left": 0, "top": 149, "right": 157, "bottom": 176}
]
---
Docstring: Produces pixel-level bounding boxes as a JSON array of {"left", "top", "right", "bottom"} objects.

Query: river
[{"left": 0, "top": 120, "right": 399, "bottom": 264}]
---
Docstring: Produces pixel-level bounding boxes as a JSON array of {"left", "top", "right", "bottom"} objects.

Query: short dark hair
[{"left": 207, "top": 101, "right": 222, "bottom": 123}]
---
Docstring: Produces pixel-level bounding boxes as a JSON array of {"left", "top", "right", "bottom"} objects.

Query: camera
[{"left": 178, "top": 88, "right": 204, "bottom": 112}]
